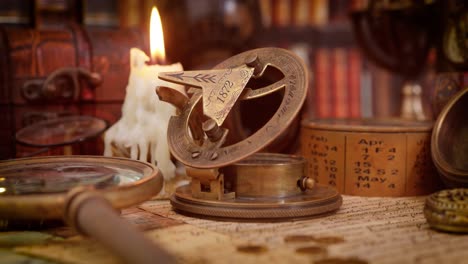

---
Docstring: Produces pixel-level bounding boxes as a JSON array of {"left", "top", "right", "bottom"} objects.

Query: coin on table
[{"left": 424, "top": 188, "right": 468, "bottom": 233}]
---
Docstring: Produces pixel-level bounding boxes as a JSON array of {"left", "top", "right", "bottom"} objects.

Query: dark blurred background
[{"left": 0, "top": 0, "right": 465, "bottom": 159}]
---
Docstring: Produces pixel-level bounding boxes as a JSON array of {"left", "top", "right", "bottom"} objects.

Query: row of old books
[
  {"left": 0, "top": 0, "right": 153, "bottom": 28},
  {"left": 311, "top": 47, "right": 400, "bottom": 118},
  {"left": 258, "top": 0, "right": 369, "bottom": 28},
  {"left": 296, "top": 44, "right": 403, "bottom": 120},
  {"left": 305, "top": 47, "right": 401, "bottom": 120},
  {"left": 257, "top": 0, "right": 402, "bottom": 120}
]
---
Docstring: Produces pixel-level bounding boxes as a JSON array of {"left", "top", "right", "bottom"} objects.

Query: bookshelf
[
  {"left": 254, "top": 23, "right": 355, "bottom": 49},
  {"left": 249, "top": 0, "right": 380, "bottom": 120},
  {"left": 0, "top": 0, "right": 426, "bottom": 159},
  {"left": 249, "top": 0, "right": 425, "bottom": 121}
]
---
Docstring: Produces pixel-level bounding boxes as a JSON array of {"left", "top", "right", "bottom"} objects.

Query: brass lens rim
[
  {"left": 431, "top": 88, "right": 468, "bottom": 184},
  {"left": 0, "top": 156, "right": 162, "bottom": 220}
]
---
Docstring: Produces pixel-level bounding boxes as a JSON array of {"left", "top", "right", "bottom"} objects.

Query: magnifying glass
[{"left": 0, "top": 156, "right": 174, "bottom": 263}]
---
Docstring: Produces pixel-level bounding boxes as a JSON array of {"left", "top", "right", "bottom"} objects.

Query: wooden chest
[{"left": 0, "top": 23, "right": 147, "bottom": 158}]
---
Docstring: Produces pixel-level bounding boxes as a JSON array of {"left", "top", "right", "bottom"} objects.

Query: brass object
[
  {"left": 170, "top": 153, "right": 341, "bottom": 220},
  {"left": 159, "top": 47, "right": 307, "bottom": 168},
  {"left": 431, "top": 88, "right": 468, "bottom": 187},
  {"left": 15, "top": 115, "right": 107, "bottom": 148},
  {"left": 158, "top": 48, "right": 342, "bottom": 220},
  {"left": 222, "top": 153, "right": 311, "bottom": 198},
  {"left": 0, "top": 156, "right": 162, "bottom": 220},
  {"left": 160, "top": 67, "right": 254, "bottom": 126},
  {"left": 0, "top": 156, "right": 174, "bottom": 263},
  {"left": 424, "top": 188, "right": 468, "bottom": 233},
  {"left": 21, "top": 67, "right": 102, "bottom": 103},
  {"left": 186, "top": 166, "right": 235, "bottom": 201},
  {"left": 170, "top": 182, "right": 341, "bottom": 221},
  {"left": 63, "top": 186, "right": 175, "bottom": 264},
  {"left": 432, "top": 73, "right": 464, "bottom": 117},
  {"left": 301, "top": 118, "right": 442, "bottom": 196}
]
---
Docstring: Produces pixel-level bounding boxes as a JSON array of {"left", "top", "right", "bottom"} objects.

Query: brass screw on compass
[
  {"left": 202, "top": 119, "right": 223, "bottom": 142},
  {"left": 202, "top": 119, "right": 223, "bottom": 160},
  {"left": 299, "top": 176, "right": 316, "bottom": 191},
  {"left": 244, "top": 54, "right": 262, "bottom": 76}
]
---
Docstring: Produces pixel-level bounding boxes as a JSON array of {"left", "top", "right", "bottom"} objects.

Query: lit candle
[{"left": 104, "top": 6, "right": 184, "bottom": 182}]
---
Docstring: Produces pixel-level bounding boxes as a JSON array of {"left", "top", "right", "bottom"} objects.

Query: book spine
[
  {"left": 360, "top": 60, "right": 373, "bottom": 118},
  {"left": 272, "top": 0, "right": 291, "bottom": 27},
  {"left": 328, "top": 0, "right": 349, "bottom": 24},
  {"left": 119, "top": 0, "right": 142, "bottom": 28},
  {"left": 258, "top": 0, "right": 273, "bottom": 28},
  {"left": 83, "top": 0, "right": 119, "bottom": 27},
  {"left": 348, "top": 48, "right": 362, "bottom": 118},
  {"left": 331, "top": 48, "right": 348, "bottom": 118},
  {"left": 0, "top": 0, "right": 32, "bottom": 25},
  {"left": 371, "top": 65, "right": 393, "bottom": 118},
  {"left": 349, "top": 0, "right": 370, "bottom": 11},
  {"left": 291, "top": 0, "right": 310, "bottom": 27},
  {"left": 309, "top": 0, "right": 329, "bottom": 26},
  {"left": 314, "top": 48, "right": 332, "bottom": 118}
]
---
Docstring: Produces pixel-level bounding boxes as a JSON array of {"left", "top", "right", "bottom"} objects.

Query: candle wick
[
  {"left": 147, "top": 56, "right": 167, "bottom": 65},
  {"left": 157, "top": 57, "right": 167, "bottom": 65}
]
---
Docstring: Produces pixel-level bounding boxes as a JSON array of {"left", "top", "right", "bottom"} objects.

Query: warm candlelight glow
[
  {"left": 150, "top": 6, "right": 166, "bottom": 63},
  {"left": 104, "top": 6, "right": 184, "bottom": 194}
]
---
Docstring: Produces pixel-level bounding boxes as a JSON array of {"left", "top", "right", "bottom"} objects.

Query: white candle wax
[{"left": 104, "top": 48, "right": 184, "bottom": 181}]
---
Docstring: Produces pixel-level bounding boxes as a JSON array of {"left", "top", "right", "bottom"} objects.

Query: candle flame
[{"left": 150, "top": 6, "right": 165, "bottom": 63}]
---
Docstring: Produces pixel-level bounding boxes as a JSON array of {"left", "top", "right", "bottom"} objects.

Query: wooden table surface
[{"left": 1, "top": 195, "right": 467, "bottom": 264}]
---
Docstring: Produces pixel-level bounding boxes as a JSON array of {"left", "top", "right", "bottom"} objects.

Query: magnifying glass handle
[{"left": 65, "top": 188, "right": 175, "bottom": 264}]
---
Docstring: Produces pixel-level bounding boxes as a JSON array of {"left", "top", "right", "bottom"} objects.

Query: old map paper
[{"left": 14, "top": 195, "right": 468, "bottom": 264}]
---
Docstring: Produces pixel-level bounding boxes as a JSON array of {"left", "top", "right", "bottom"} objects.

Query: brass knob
[
  {"left": 299, "top": 176, "right": 315, "bottom": 191},
  {"left": 203, "top": 119, "right": 223, "bottom": 142},
  {"left": 155, "top": 86, "right": 188, "bottom": 112},
  {"left": 244, "top": 53, "right": 262, "bottom": 76}
]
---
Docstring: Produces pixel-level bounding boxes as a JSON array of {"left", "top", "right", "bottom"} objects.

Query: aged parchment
[{"left": 15, "top": 196, "right": 468, "bottom": 264}]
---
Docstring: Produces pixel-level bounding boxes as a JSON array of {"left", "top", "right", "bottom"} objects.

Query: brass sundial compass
[{"left": 157, "top": 47, "right": 342, "bottom": 220}]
